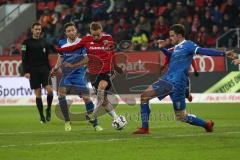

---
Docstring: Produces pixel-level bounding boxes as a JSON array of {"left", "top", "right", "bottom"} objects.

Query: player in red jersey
[{"left": 57, "top": 22, "right": 123, "bottom": 126}]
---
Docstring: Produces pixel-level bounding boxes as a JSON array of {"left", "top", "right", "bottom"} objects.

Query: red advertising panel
[
  {"left": 0, "top": 56, "right": 21, "bottom": 76},
  {"left": 0, "top": 52, "right": 226, "bottom": 76},
  {"left": 191, "top": 55, "right": 226, "bottom": 72},
  {"left": 114, "top": 52, "right": 161, "bottom": 74}
]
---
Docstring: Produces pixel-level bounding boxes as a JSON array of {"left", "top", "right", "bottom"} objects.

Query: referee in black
[{"left": 21, "top": 22, "right": 53, "bottom": 123}]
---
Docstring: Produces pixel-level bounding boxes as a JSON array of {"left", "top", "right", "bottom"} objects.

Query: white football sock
[{"left": 93, "top": 90, "right": 105, "bottom": 119}]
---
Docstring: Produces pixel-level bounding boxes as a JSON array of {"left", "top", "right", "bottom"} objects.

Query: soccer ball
[{"left": 112, "top": 115, "right": 127, "bottom": 130}]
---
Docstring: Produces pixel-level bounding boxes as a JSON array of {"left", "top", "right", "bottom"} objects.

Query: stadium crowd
[{"left": 1, "top": 0, "right": 240, "bottom": 52}]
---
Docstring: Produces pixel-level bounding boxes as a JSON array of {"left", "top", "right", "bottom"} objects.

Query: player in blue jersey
[
  {"left": 133, "top": 24, "right": 237, "bottom": 134},
  {"left": 51, "top": 22, "right": 102, "bottom": 132}
]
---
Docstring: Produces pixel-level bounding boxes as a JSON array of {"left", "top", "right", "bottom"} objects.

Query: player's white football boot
[
  {"left": 94, "top": 125, "right": 103, "bottom": 132},
  {"left": 65, "top": 121, "right": 71, "bottom": 131}
]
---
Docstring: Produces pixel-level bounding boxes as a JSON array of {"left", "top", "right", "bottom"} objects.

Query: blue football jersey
[
  {"left": 162, "top": 40, "right": 198, "bottom": 85},
  {"left": 58, "top": 38, "right": 87, "bottom": 87}
]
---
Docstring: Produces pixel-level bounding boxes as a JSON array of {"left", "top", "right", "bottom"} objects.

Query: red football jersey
[{"left": 57, "top": 33, "right": 115, "bottom": 74}]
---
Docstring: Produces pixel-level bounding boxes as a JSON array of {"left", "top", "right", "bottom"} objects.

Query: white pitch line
[
  {"left": 0, "top": 124, "right": 240, "bottom": 135},
  {"left": 1, "top": 131, "right": 240, "bottom": 148}
]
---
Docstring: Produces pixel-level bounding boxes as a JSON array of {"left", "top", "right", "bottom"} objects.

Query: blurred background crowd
[{"left": 1, "top": 0, "right": 240, "bottom": 53}]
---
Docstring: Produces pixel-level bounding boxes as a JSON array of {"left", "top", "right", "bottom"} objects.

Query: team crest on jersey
[
  {"left": 103, "top": 40, "right": 109, "bottom": 45},
  {"left": 43, "top": 48, "right": 46, "bottom": 53}
]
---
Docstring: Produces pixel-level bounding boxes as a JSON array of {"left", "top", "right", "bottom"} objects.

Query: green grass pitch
[{"left": 0, "top": 103, "right": 239, "bottom": 160}]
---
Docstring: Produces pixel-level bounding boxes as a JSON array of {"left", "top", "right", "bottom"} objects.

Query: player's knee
[
  {"left": 58, "top": 88, "right": 66, "bottom": 97},
  {"left": 82, "top": 96, "right": 91, "bottom": 103},
  {"left": 102, "top": 98, "right": 109, "bottom": 106},
  {"left": 34, "top": 89, "right": 41, "bottom": 98},
  {"left": 98, "top": 80, "right": 108, "bottom": 90},
  {"left": 175, "top": 111, "right": 187, "bottom": 121},
  {"left": 45, "top": 85, "right": 53, "bottom": 92},
  {"left": 46, "top": 87, "right": 53, "bottom": 95}
]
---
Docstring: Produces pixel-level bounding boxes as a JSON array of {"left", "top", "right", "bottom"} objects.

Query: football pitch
[{"left": 0, "top": 103, "right": 239, "bottom": 160}]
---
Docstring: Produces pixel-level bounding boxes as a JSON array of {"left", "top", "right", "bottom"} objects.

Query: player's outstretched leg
[
  {"left": 45, "top": 85, "right": 53, "bottom": 122},
  {"left": 34, "top": 88, "right": 46, "bottom": 123},
  {"left": 133, "top": 85, "right": 157, "bottom": 134},
  {"left": 173, "top": 99, "right": 214, "bottom": 132}
]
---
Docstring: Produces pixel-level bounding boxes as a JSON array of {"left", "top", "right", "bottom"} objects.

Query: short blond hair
[{"left": 90, "top": 22, "right": 103, "bottom": 31}]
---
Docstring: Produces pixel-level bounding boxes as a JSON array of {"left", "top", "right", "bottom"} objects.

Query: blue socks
[
  {"left": 183, "top": 114, "right": 207, "bottom": 128},
  {"left": 85, "top": 101, "right": 94, "bottom": 114},
  {"left": 58, "top": 96, "right": 70, "bottom": 122},
  {"left": 141, "top": 103, "right": 151, "bottom": 128}
]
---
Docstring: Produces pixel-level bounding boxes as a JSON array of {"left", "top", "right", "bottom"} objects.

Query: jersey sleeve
[
  {"left": 21, "top": 40, "right": 30, "bottom": 73},
  {"left": 196, "top": 47, "right": 225, "bottom": 56},
  {"left": 159, "top": 48, "right": 172, "bottom": 57},
  {"left": 186, "top": 41, "right": 200, "bottom": 54},
  {"left": 57, "top": 38, "right": 86, "bottom": 53}
]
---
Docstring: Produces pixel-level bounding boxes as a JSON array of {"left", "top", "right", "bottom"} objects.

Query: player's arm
[
  {"left": 157, "top": 39, "right": 172, "bottom": 58},
  {"left": 21, "top": 41, "right": 30, "bottom": 79},
  {"left": 196, "top": 47, "right": 238, "bottom": 59},
  {"left": 50, "top": 54, "right": 62, "bottom": 77},
  {"left": 63, "top": 48, "right": 89, "bottom": 68},
  {"left": 56, "top": 38, "right": 86, "bottom": 53},
  {"left": 64, "top": 56, "right": 89, "bottom": 68}
]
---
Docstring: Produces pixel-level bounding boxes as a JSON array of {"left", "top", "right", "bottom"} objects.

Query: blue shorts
[
  {"left": 152, "top": 79, "right": 187, "bottom": 111},
  {"left": 59, "top": 75, "right": 89, "bottom": 95}
]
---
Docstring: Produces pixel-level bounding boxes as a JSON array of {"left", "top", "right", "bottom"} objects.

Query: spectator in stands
[
  {"left": 171, "top": 1, "right": 187, "bottom": 24},
  {"left": 138, "top": 15, "right": 151, "bottom": 37},
  {"left": 141, "top": 2, "right": 155, "bottom": 20},
  {"left": 196, "top": 26, "right": 207, "bottom": 46},
  {"left": 201, "top": 10, "right": 213, "bottom": 31},
  {"left": 206, "top": 25, "right": 220, "bottom": 47},
  {"left": 113, "top": 18, "right": 129, "bottom": 43},
  {"left": 211, "top": 5, "right": 222, "bottom": 24},
  {"left": 104, "top": 17, "right": 114, "bottom": 35},
  {"left": 191, "top": 15, "right": 200, "bottom": 35},
  {"left": 152, "top": 16, "right": 169, "bottom": 39},
  {"left": 162, "top": 2, "right": 174, "bottom": 19},
  {"left": 222, "top": 13, "right": 235, "bottom": 29},
  {"left": 224, "top": 0, "right": 238, "bottom": 21},
  {"left": 113, "top": 18, "right": 128, "bottom": 35},
  {"left": 131, "top": 25, "right": 148, "bottom": 51},
  {"left": 39, "top": 8, "right": 53, "bottom": 30}
]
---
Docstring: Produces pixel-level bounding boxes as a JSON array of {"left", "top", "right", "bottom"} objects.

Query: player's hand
[
  {"left": 50, "top": 67, "right": 58, "bottom": 77},
  {"left": 63, "top": 62, "right": 74, "bottom": 68},
  {"left": 156, "top": 39, "right": 167, "bottom": 48},
  {"left": 24, "top": 73, "right": 30, "bottom": 79},
  {"left": 114, "top": 65, "right": 123, "bottom": 74},
  {"left": 232, "top": 59, "right": 240, "bottom": 65},
  {"left": 226, "top": 50, "right": 238, "bottom": 60}
]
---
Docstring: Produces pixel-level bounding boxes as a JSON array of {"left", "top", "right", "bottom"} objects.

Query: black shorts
[
  {"left": 29, "top": 66, "right": 51, "bottom": 89},
  {"left": 88, "top": 71, "right": 114, "bottom": 94}
]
